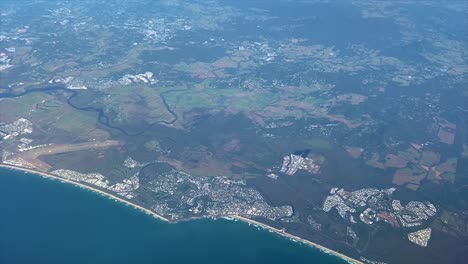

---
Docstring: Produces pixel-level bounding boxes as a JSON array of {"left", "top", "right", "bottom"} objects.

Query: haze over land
[{"left": 0, "top": 1, "right": 467, "bottom": 263}]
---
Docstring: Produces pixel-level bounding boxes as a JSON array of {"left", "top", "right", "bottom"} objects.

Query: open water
[{"left": 0, "top": 168, "right": 346, "bottom": 264}]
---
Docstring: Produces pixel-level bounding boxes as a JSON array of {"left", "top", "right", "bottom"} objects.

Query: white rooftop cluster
[
  {"left": 147, "top": 169, "right": 294, "bottom": 221},
  {"left": 322, "top": 186, "right": 435, "bottom": 230},
  {"left": 52, "top": 169, "right": 140, "bottom": 199},
  {"left": 119, "top": 72, "right": 158, "bottom": 85},
  {"left": 280, "top": 154, "right": 320, "bottom": 176},
  {"left": 392, "top": 200, "right": 437, "bottom": 228},
  {"left": 48, "top": 76, "right": 88, "bottom": 90},
  {"left": 0, "top": 118, "right": 33, "bottom": 140},
  {"left": 323, "top": 188, "right": 357, "bottom": 222},
  {"left": 123, "top": 156, "right": 141, "bottom": 168},
  {"left": 0, "top": 51, "right": 12, "bottom": 71},
  {"left": 408, "top": 228, "right": 432, "bottom": 247}
]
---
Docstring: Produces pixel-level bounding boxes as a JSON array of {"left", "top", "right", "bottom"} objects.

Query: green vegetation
[
  {"left": 0, "top": 93, "right": 44, "bottom": 121},
  {"left": 164, "top": 85, "right": 279, "bottom": 113},
  {"left": 397, "top": 147, "right": 420, "bottom": 163},
  {"left": 420, "top": 151, "right": 440, "bottom": 167},
  {"left": 51, "top": 107, "right": 97, "bottom": 134},
  {"left": 304, "top": 138, "right": 332, "bottom": 150},
  {"left": 144, "top": 140, "right": 168, "bottom": 154}
]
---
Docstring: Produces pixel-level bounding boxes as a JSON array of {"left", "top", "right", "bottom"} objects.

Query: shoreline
[
  {"left": 232, "top": 215, "right": 362, "bottom": 264},
  {"left": 0, "top": 163, "right": 362, "bottom": 264},
  {"left": 0, "top": 164, "right": 170, "bottom": 223}
]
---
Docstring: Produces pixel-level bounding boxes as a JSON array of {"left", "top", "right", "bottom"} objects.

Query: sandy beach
[
  {"left": 233, "top": 215, "right": 363, "bottom": 264},
  {"left": 1, "top": 163, "right": 362, "bottom": 264},
  {"left": 0, "top": 164, "right": 170, "bottom": 223}
]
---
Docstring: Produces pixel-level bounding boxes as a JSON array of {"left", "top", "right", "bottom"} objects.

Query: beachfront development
[
  {"left": 1, "top": 0, "right": 467, "bottom": 263},
  {"left": 0, "top": 163, "right": 361, "bottom": 264}
]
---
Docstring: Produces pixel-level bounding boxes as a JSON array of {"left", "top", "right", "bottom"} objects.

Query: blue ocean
[{"left": 0, "top": 168, "right": 346, "bottom": 264}]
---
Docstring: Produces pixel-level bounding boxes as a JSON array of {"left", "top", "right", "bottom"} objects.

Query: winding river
[{"left": 0, "top": 85, "right": 186, "bottom": 136}]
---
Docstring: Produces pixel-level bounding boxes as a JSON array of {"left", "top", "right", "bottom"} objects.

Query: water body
[
  {"left": 0, "top": 168, "right": 346, "bottom": 264},
  {"left": 0, "top": 85, "right": 184, "bottom": 137}
]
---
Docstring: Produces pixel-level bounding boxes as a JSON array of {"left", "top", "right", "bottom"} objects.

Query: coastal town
[
  {"left": 0, "top": 114, "right": 447, "bottom": 252},
  {"left": 1, "top": 0, "right": 467, "bottom": 263},
  {"left": 0, "top": 105, "right": 457, "bottom": 263},
  {"left": 0, "top": 115, "right": 294, "bottom": 223},
  {"left": 146, "top": 167, "right": 293, "bottom": 221},
  {"left": 51, "top": 169, "right": 141, "bottom": 199},
  {"left": 323, "top": 187, "right": 437, "bottom": 247}
]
